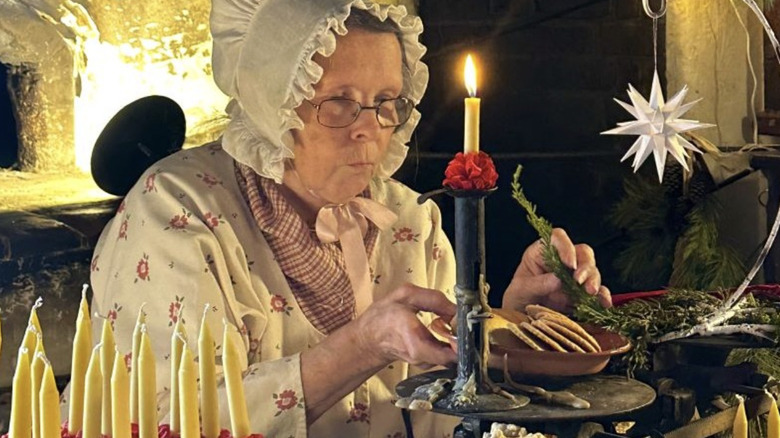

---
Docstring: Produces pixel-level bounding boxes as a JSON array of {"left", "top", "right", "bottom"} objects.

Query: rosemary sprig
[{"left": 511, "top": 165, "right": 602, "bottom": 314}]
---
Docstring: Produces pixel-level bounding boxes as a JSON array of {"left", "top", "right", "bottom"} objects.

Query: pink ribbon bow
[{"left": 315, "top": 197, "right": 398, "bottom": 315}]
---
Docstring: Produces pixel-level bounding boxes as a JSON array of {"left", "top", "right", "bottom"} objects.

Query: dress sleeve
[{"left": 88, "top": 163, "right": 307, "bottom": 437}]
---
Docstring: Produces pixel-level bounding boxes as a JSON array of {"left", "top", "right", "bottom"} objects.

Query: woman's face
[{"left": 291, "top": 28, "right": 403, "bottom": 204}]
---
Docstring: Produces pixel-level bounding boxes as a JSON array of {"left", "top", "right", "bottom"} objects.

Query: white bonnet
[{"left": 210, "top": 0, "right": 429, "bottom": 183}]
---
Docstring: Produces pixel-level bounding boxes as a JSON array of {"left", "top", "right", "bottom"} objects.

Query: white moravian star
[{"left": 602, "top": 70, "right": 715, "bottom": 182}]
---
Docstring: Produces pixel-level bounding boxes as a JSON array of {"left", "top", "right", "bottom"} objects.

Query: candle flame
[{"left": 464, "top": 54, "right": 478, "bottom": 97}]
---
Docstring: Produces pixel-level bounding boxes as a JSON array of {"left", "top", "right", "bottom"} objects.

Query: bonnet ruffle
[{"left": 210, "top": 0, "right": 429, "bottom": 183}]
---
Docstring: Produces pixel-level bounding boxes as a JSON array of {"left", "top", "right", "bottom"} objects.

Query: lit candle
[
  {"left": 82, "top": 344, "right": 103, "bottom": 438},
  {"left": 463, "top": 54, "right": 480, "bottom": 155},
  {"left": 30, "top": 339, "right": 46, "bottom": 438},
  {"left": 769, "top": 394, "right": 779, "bottom": 438},
  {"left": 178, "top": 345, "right": 200, "bottom": 438},
  {"left": 39, "top": 360, "right": 61, "bottom": 438},
  {"left": 130, "top": 304, "right": 147, "bottom": 424},
  {"left": 138, "top": 328, "right": 158, "bottom": 438},
  {"left": 68, "top": 285, "right": 93, "bottom": 434},
  {"left": 199, "top": 305, "right": 219, "bottom": 438},
  {"left": 170, "top": 309, "right": 187, "bottom": 435},
  {"left": 9, "top": 348, "right": 32, "bottom": 438},
  {"left": 222, "top": 321, "right": 249, "bottom": 438},
  {"left": 111, "top": 349, "right": 131, "bottom": 438},
  {"left": 733, "top": 395, "right": 747, "bottom": 438},
  {"left": 100, "top": 317, "right": 117, "bottom": 436}
]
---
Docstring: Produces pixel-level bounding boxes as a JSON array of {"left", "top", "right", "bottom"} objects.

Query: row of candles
[{"left": 2, "top": 286, "right": 253, "bottom": 438}]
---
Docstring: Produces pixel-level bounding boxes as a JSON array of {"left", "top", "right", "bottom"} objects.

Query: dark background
[{"left": 396, "top": 0, "right": 662, "bottom": 303}]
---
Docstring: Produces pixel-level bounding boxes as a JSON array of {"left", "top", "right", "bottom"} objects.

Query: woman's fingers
[
  {"left": 364, "top": 284, "right": 457, "bottom": 367},
  {"left": 550, "top": 228, "right": 577, "bottom": 270}
]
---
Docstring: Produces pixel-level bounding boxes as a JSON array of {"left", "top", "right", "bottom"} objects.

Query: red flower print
[
  {"left": 442, "top": 151, "right": 499, "bottom": 190},
  {"left": 432, "top": 244, "right": 443, "bottom": 261},
  {"left": 165, "top": 209, "right": 192, "bottom": 231},
  {"left": 247, "top": 435, "right": 265, "bottom": 438},
  {"left": 135, "top": 254, "right": 150, "bottom": 282},
  {"left": 197, "top": 172, "right": 221, "bottom": 188},
  {"left": 167, "top": 214, "right": 188, "bottom": 230},
  {"left": 117, "top": 200, "right": 126, "bottom": 214},
  {"left": 269, "top": 295, "right": 293, "bottom": 315},
  {"left": 347, "top": 403, "right": 369, "bottom": 423},
  {"left": 118, "top": 218, "right": 129, "bottom": 240},
  {"left": 203, "top": 212, "right": 223, "bottom": 230},
  {"left": 273, "top": 389, "right": 302, "bottom": 416},
  {"left": 90, "top": 255, "right": 100, "bottom": 272},
  {"left": 392, "top": 227, "right": 420, "bottom": 244},
  {"left": 107, "top": 303, "right": 122, "bottom": 330},
  {"left": 157, "top": 424, "right": 171, "bottom": 438},
  {"left": 143, "top": 171, "right": 158, "bottom": 194},
  {"left": 168, "top": 295, "right": 185, "bottom": 326},
  {"left": 218, "top": 430, "right": 231, "bottom": 438}
]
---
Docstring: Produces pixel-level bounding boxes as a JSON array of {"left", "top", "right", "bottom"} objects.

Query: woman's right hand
[{"left": 355, "top": 283, "right": 457, "bottom": 369}]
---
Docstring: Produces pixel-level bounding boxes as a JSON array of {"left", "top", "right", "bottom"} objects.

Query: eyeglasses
[{"left": 305, "top": 97, "right": 414, "bottom": 128}]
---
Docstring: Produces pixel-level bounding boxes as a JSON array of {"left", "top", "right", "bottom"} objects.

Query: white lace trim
[{"left": 220, "top": 1, "right": 428, "bottom": 183}]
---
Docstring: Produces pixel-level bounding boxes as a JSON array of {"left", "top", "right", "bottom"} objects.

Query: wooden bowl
[{"left": 429, "top": 309, "right": 631, "bottom": 377}]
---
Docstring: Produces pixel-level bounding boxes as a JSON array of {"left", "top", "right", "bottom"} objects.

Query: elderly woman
[{"left": 89, "top": 0, "right": 611, "bottom": 436}]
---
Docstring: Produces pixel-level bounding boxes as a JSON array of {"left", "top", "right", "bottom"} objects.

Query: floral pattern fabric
[{"left": 86, "top": 142, "right": 459, "bottom": 438}]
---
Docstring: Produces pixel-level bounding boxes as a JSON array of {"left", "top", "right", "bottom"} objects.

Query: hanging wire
[
  {"left": 642, "top": 0, "right": 667, "bottom": 73},
  {"left": 729, "top": 0, "right": 760, "bottom": 147}
]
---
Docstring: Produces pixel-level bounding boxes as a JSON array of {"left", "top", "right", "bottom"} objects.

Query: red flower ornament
[{"left": 442, "top": 151, "right": 498, "bottom": 190}]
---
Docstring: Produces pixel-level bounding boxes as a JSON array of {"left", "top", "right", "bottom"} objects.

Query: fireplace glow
[{"left": 69, "top": 9, "right": 228, "bottom": 173}]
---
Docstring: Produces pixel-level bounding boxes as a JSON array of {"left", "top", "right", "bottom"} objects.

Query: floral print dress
[{"left": 87, "top": 142, "right": 460, "bottom": 438}]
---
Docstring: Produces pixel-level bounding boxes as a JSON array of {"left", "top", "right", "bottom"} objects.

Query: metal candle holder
[{"left": 437, "top": 187, "right": 522, "bottom": 412}]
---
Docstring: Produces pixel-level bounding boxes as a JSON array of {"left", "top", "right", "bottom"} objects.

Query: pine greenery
[{"left": 510, "top": 165, "right": 780, "bottom": 376}]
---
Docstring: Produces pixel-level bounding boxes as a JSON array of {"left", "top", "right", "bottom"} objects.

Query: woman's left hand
[{"left": 502, "top": 228, "right": 612, "bottom": 313}]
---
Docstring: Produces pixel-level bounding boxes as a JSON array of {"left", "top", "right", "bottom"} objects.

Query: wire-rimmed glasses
[{"left": 305, "top": 97, "right": 414, "bottom": 128}]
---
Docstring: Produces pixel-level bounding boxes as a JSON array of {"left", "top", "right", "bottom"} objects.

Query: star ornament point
[{"left": 602, "top": 70, "right": 715, "bottom": 182}]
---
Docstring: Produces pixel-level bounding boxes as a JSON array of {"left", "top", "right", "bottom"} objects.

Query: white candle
[
  {"left": 111, "top": 349, "right": 132, "bottom": 438},
  {"left": 169, "top": 311, "right": 187, "bottom": 435},
  {"left": 9, "top": 348, "right": 32, "bottom": 438},
  {"left": 769, "top": 394, "right": 780, "bottom": 438},
  {"left": 138, "top": 328, "right": 158, "bottom": 438},
  {"left": 178, "top": 346, "right": 200, "bottom": 438},
  {"left": 223, "top": 321, "right": 250, "bottom": 438},
  {"left": 100, "top": 317, "right": 117, "bottom": 436},
  {"left": 39, "top": 360, "right": 61, "bottom": 438},
  {"left": 82, "top": 344, "right": 103, "bottom": 438},
  {"left": 463, "top": 54, "right": 480, "bottom": 155},
  {"left": 69, "top": 285, "right": 92, "bottom": 434},
  {"left": 30, "top": 341, "right": 46, "bottom": 438},
  {"left": 199, "top": 305, "right": 219, "bottom": 438},
  {"left": 130, "top": 304, "right": 147, "bottom": 424}
]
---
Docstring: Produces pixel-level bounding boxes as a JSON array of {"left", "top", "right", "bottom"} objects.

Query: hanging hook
[{"left": 642, "top": 0, "right": 667, "bottom": 19}]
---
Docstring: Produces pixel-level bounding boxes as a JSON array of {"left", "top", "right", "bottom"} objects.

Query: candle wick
[
  {"left": 81, "top": 283, "right": 89, "bottom": 299},
  {"left": 33, "top": 296, "right": 44, "bottom": 310},
  {"left": 175, "top": 331, "right": 188, "bottom": 345},
  {"left": 34, "top": 351, "right": 51, "bottom": 366}
]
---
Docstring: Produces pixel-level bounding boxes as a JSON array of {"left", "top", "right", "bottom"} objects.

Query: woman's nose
[{"left": 349, "top": 108, "right": 382, "bottom": 140}]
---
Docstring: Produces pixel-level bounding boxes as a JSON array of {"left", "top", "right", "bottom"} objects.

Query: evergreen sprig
[
  {"left": 509, "top": 164, "right": 780, "bottom": 376},
  {"left": 511, "top": 165, "right": 602, "bottom": 315}
]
